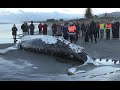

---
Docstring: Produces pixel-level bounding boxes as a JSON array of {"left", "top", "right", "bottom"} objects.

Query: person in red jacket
[
  {"left": 96, "top": 22, "right": 100, "bottom": 38},
  {"left": 38, "top": 22, "right": 43, "bottom": 34}
]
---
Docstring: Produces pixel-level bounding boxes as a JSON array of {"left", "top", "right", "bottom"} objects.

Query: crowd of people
[
  {"left": 20, "top": 21, "right": 48, "bottom": 36},
  {"left": 82, "top": 21, "right": 120, "bottom": 43},
  {"left": 11, "top": 20, "right": 120, "bottom": 44}
]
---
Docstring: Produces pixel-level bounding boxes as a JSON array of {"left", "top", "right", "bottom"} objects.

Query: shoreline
[
  {"left": 0, "top": 43, "right": 15, "bottom": 49},
  {"left": 0, "top": 34, "right": 120, "bottom": 80}
]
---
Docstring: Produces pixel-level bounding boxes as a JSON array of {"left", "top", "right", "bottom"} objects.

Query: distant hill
[
  {"left": 98, "top": 12, "right": 120, "bottom": 17},
  {"left": 1, "top": 11, "right": 120, "bottom": 23},
  {"left": 0, "top": 11, "right": 83, "bottom": 23}
]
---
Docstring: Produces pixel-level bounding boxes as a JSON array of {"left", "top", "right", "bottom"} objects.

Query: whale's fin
[
  {"left": 0, "top": 45, "right": 18, "bottom": 54},
  {"left": 67, "top": 63, "right": 97, "bottom": 75}
]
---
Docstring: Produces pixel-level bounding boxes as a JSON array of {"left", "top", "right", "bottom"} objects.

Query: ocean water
[
  {"left": 0, "top": 23, "right": 51, "bottom": 44},
  {"left": 0, "top": 23, "right": 21, "bottom": 44}
]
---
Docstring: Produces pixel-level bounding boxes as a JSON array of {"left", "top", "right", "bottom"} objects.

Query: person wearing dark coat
[
  {"left": 12, "top": 24, "right": 18, "bottom": 43},
  {"left": 112, "top": 22, "right": 115, "bottom": 39},
  {"left": 51, "top": 22, "right": 57, "bottom": 36},
  {"left": 63, "top": 23, "right": 69, "bottom": 40},
  {"left": 25, "top": 23, "right": 29, "bottom": 35},
  {"left": 114, "top": 21, "right": 119, "bottom": 39},
  {"left": 81, "top": 22, "right": 85, "bottom": 37},
  {"left": 42, "top": 22, "right": 48, "bottom": 35},
  {"left": 89, "top": 21, "right": 97, "bottom": 43},
  {"left": 96, "top": 22, "right": 100, "bottom": 38},
  {"left": 75, "top": 22, "right": 80, "bottom": 41},
  {"left": 21, "top": 22, "right": 26, "bottom": 36},
  {"left": 56, "top": 24, "right": 62, "bottom": 36},
  {"left": 21, "top": 22, "right": 29, "bottom": 36},
  {"left": 12, "top": 24, "right": 17, "bottom": 39},
  {"left": 29, "top": 21, "right": 35, "bottom": 35},
  {"left": 84, "top": 23, "right": 90, "bottom": 43}
]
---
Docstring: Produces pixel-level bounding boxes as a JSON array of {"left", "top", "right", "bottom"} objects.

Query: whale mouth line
[{"left": 67, "top": 57, "right": 120, "bottom": 75}]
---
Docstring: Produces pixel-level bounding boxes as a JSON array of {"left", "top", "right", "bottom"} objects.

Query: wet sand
[
  {"left": 1, "top": 33, "right": 120, "bottom": 80},
  {"left": 0, "top": 44, "right": 80, "bottom": 80},
  {"left": 76, "top": 38, "right": 120, "bottom": 59}
]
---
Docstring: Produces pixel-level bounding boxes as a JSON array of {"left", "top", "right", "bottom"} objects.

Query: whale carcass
[
  {"left": 17, "top": 35, "right": 88, "bottom": 64},
  {"left": 1, "top": 35, "right": 120, "bottom": 75}
]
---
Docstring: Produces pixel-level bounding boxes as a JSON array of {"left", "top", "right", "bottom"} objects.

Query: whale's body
[
  {"left": 0, "top": 35, "right": 120, "bottom": 75},
  {"left": 18, "top": 35, "right": 88, "bottom": 64}
]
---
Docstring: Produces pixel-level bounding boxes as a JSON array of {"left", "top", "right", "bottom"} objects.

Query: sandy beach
[
  {"left": 0, "top": 43, "right": 81, "bottom": 80},
  {"left": 1, "top": 35, "right": 120, "bottom": 81},
  {"left": 0, "top": 23, "right": 120, "bottom": 80}
]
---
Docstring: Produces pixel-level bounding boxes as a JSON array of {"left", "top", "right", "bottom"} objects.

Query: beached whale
[
  {"left": 1, "top": 35, "right": 120, "bottom": 75},
  {"left": 0, "top": 35, "right": 90, "bottom": 64},
  {"left": 16, "top": 35, "right": 88, "bottom": 64}
]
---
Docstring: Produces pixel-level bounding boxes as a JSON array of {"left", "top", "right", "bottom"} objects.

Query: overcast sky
[{"left": 0, "top": 8, "right": 120, "bottom": 15}]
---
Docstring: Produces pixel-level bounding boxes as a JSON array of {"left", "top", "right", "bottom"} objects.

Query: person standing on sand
[
  {"left": 56, "top": 24, "right": 63, "bottom": 36},
  {"left": 21, "top": 22, "right": 26, "bottom": 36},
  {"left": 63, "top": 22, "right": 69, "bottom": 40},
  {"left": 96, "top": 22, "right": 100, "bottom": 38},
  {"left": 89, "top": 21, "right": 97, "bottom": 43},
  {"left": 38, "top": 22, "right": 43, "bottom": 34},
  {"left": 84, "top": 23, "right": 90, "bottom": 44},
  {"left": 75, "top": 22, "right": 80, "bottom": 41},
  {"left": 12, "top": 24, "right": 17, "bottom": 39},
  {"left": 51, "top": 22, "right": 57, "bottom": 36},
  {"left": 42, "top": 22, "right": 48, "bottom": 35},
  {"left": 114, "top": 21, "right": 120, "bottom": 39},
  {"left": 26, "top": 23, "right": 29, "bottom": 35},
  {"left": 68, "top": 22, "right": 76, "bottom": 43},
  {"left": 111, "top": 21, "right": 115, "bottom": 39},
  {"left": 29, "top": 21, "right": 35, "bottom": 35},
  {"left": 100, "top": 21, "right": 105, "bottom": 39},
  {"left": 81, "top": 22, "right": 85, "bottom": 37},
  {"left": 12, "top": 24, "right": 18, "bottom": 43},
  {"left": 21, "top": 22, "right": 29, "bottom": 36},
  {"left": 106, "top": 22, "right": 111, "bottom": 40}
]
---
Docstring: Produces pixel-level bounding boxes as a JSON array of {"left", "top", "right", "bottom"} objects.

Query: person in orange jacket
[
  {"left": 106, "top": 22, "right": 111, "bottom": 40},
  {"left": 68, "top": 22, "right": 76, "bottom": 43}
]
